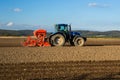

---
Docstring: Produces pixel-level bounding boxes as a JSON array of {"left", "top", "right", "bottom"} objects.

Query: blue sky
[{"left": 0, "top": 0, "right": 120, "bottom": 31}]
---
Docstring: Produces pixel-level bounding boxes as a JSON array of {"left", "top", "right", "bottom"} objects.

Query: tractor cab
[{"left": 55, "top": 24, "right": 70, "bottom": 33}]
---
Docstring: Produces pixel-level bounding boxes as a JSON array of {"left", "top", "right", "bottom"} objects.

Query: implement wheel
[
  {"left": 74, "top": 37, "right": 85, "bottom": 46},
  {"left": 50, "top": 34, "right": 65, "bottom": 46}
]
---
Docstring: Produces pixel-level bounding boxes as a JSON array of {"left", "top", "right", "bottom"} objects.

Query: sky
[{"left": 0, "top": 0, "right": 120, "bottom": 31}]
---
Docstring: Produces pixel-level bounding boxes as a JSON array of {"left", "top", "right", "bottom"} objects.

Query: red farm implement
[{"left": 22, "top": 29, "right": 51, "bottom": 47}]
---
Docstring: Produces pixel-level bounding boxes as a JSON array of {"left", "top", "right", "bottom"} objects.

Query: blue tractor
[{"left": 49, "top": 24, "right": 87, "bottom": 46}]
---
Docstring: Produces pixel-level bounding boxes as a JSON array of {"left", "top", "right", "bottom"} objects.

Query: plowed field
[{"left": 0, "top": 37, "right": 120, "bottom": 80}]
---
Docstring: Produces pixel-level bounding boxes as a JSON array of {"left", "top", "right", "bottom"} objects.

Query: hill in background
[
  {"left": 0, "top": 29, "right": 120, "bottom": 38},
  {"left": 76, "top": 30, "right": 120, "bottom": 38},
  {"left": 0, "top": 29, "right": 33, "bottom": 36}
]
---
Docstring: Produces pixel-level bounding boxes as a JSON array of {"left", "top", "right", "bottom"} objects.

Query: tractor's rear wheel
[
  {"left": 74, "top": 37, "right": 85, "bottom": 46},
  {"left": 50, "top": 34, "right": 65, "bottom": 46}
]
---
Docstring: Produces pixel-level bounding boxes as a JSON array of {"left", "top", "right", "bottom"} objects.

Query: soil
[{"left": 0, "top": 37, "right": 120, "bottom": 80}]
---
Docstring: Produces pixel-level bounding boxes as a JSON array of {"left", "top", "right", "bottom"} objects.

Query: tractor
[
  {"left": 49, "top": 24, "right": 87, "bottom": 46},
  {"left": 22, "top": 24, "right": 87, "bottom": 47}
]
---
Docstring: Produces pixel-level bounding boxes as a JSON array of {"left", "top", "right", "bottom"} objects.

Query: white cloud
[
  {"left": 13, "top": 8, "right": 22, "bottom": 12},
  {"left": 88, "top": 2, "right": 110, "bottom": 8},
  {"left": 88, "top": 3, "right": 97, "bottom": 7},
  {"left": 6, "top": 22, "right": 14, "bottom": 26}
]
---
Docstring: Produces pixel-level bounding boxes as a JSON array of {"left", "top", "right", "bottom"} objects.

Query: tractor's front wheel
[
  {"left": 50, "top": 34, "right": 65, "bottom": 46},
  {"left": 74, "top": 37, "right": 85, "bottom": 46}
]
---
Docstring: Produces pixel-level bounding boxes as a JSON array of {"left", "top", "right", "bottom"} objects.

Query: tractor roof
[{"left": 55, "top": 24, "right": 68, "bottom": 27}]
